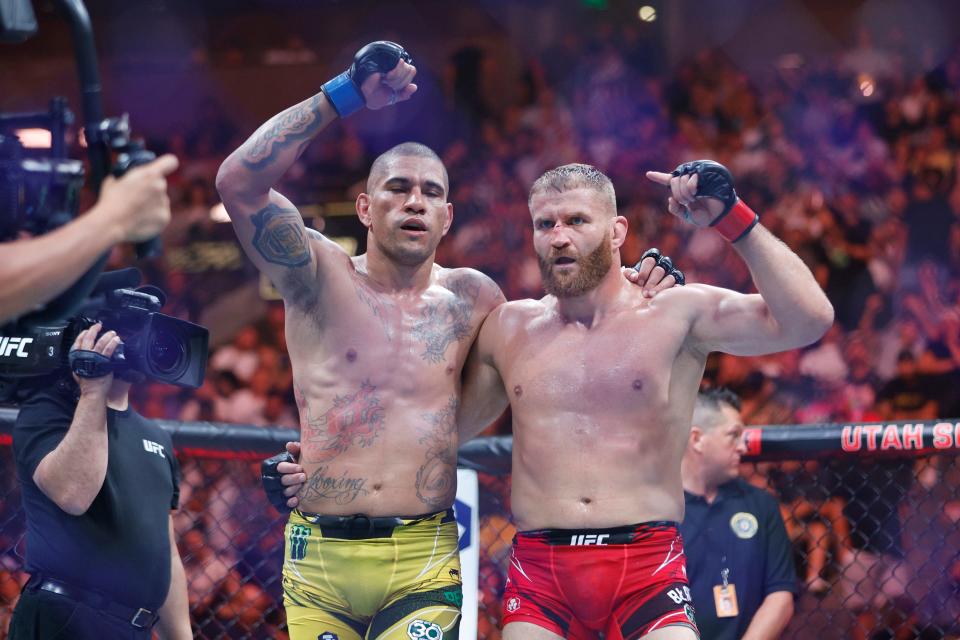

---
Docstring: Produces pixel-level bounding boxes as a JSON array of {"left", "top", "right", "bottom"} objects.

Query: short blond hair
[{"left": 528, "top": 163, "right": 617, "bottom": 215}]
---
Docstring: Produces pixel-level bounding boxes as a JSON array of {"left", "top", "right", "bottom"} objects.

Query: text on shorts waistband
[{"left": 517, "top": 520, "right": 680, "bottom": 546}]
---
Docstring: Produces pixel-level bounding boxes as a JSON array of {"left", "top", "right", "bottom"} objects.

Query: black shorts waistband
[
  {"left": 295, "top": 508, "right": 455, "bottom": 539},
  {"left": 25, "top": 575, "right": 158, "bottom": 629},
  {"left": 518, "top": 520, "right": 680, "bottom": 546}
]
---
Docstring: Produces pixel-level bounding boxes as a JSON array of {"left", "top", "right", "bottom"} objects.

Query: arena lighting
[
  {"left": 14, "top": 127, "right": 51, "bottom": 148},
  {"left": 858, "top": 72, "right": 876, "bottom": 97},
  {"left": 638, "top": 5, "right": 656, "bottom": 22}
]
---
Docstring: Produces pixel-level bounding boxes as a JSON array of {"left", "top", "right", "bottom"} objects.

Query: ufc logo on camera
[{"left": 0, "top": 337, "right": 33, "bottom": 358}]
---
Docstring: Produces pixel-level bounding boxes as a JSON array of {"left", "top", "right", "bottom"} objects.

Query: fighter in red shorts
[
  {"left": 503, "top": 522, "right": 694, "bottom": 639},
  {"left": 457, "top": 160, "right": 833, "bottom": 639}
]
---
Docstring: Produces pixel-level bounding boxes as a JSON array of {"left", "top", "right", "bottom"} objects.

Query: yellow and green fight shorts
[{"left": 283, "top": 508, "right": 463, "bottom": 640}]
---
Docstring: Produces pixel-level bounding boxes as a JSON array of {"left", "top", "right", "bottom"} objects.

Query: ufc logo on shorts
[
  {"left": 143, "top": 440, "right": 166, "bottom": 458},
  {"left": 667, "top": 586, "right": 692, "bottom": 604},
  {"left": 570, "top": 534, "right": 610, "bottom": 546},
  {"left": 0, "top": 337, "right": 33, "bottom": 358}
]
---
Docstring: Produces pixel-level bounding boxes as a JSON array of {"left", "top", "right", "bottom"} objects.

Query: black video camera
[
  {"left": 0, "top": 269, "right": 208, "bottom": 389},
  {"left": 0, "top": 101, "right": 159, "bottom": 248},
  {"left": 0, "top": 0, "right": 163, "bottom": 330},
  {"left": 0, "top": 98, "right": 84, "bottom": 242}
]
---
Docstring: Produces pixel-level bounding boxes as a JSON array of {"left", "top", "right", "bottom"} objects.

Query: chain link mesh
[{"left": 1, "top": 444, "right": 959, "bottom": 638}]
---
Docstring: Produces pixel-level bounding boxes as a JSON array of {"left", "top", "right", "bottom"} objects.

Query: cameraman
[
  {"left": 0, "top": 153, "right": 178, "bottom": 324},
  {"left": 9, "top": 322, "right": 191, "bottom": 639}
]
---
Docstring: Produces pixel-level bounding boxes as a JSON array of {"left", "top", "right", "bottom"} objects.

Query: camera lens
[{"left": 149, "top": 329, "right": 186, "bottom": 375}]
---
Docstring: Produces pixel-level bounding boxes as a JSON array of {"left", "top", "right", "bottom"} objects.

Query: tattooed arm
[
  {"left": 218, "top": 92, "right": 339, "bottom": 197},
  {"left": 216, "top": 53, "right": 418, "bottom": 303},
  {"left": 215, "top": 93, "right": 340, "bottom": 302}
]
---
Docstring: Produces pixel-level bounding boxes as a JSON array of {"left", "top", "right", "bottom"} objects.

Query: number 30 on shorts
[{"left": 407, "top": 619, "right": 443, "bottom": 640}]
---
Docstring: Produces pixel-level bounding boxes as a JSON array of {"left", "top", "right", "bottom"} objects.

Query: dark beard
[{"left": 538, "top": 234, "right": 612, "bottom": 297}]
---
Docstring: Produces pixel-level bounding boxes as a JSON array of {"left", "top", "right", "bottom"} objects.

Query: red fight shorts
[{"left": 501, "top": 521, "right": 699, "bottom": 639}]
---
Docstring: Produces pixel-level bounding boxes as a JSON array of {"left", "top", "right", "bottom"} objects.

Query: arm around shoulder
[{"left": 458, "top": 299, "right": 510, "bottom": 441}]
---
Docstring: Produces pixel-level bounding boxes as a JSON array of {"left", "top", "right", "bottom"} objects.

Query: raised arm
[
  {"left": 647, "top": 161, "right": 833, "bottom": 356},
  {"left": 215, "top": 41, "right": 417, "bottom": 301},
  {"left": 458, "top": 304, "right": 510, "bottom": 441}
]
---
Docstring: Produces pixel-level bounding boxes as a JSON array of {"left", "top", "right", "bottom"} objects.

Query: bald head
[
  {"left": 529, "top": 163, "right": 617, "bottom": 216},
  {"left": 367, "top": 142, "right": 449, "bottom": 194}
]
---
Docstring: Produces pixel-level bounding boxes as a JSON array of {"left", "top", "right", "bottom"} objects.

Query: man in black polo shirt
[
  {"left": 681, "top": 388, "right": 796, "bottom": 640},
  {"left": 9, "top": 323, "right": 191, "bottom": 639}
]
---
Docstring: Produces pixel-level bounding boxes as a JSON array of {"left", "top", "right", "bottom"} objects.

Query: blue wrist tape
[{"left": 321, "top": 72, "right": 366, "bottom": 118}]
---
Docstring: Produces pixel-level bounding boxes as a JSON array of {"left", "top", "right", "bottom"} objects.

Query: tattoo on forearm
[
  {"left": 415, "top": 396, "right": 459, "bottom": 509},
  {"left": 241, "top": 95, "right": 325, "bottom": 170},
  {"left": 297, "top": 382, "right": 386, "bottom": 463},
  {"left": 251, "top": 204, "right": 310, "bottom": 267},
  {"left": 411, "top": 276, "right": 481, "bottom": 362},
  {"left": 299, "top": 465, "right": 369, "bottom": 505}
]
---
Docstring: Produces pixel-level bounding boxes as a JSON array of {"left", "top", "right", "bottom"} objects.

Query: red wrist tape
[{"left": 710, "top": 200, "right": 759, "bottom": 242}]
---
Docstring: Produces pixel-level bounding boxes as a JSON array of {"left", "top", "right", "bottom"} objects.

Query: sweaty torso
[
  {"left": 489, "top": 285, "right": 707, "bottom": 530},
  {"left": 286, "top": 248, "right": 499, "bottom": 516}
]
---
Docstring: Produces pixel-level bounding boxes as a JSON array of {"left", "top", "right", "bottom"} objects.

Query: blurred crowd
[{"left": 3, "top": 12, "right": 960, "bottom": 640}]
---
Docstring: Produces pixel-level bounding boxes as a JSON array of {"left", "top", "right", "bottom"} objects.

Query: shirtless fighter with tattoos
[
  {"left": 218, "top": 42, "right": 677, "bottom": 640},
  {"left": 452, "top": 162, "right": 834, "bottom": 640}
]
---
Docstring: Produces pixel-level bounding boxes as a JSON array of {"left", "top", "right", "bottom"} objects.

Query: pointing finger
[{"left": 645, "top": 170, "right": 673, "bottom": 186}]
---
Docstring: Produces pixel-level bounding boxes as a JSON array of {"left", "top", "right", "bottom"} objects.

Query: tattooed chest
[{"left": 349, "top": 275, "right": 482, "bottom": 364}]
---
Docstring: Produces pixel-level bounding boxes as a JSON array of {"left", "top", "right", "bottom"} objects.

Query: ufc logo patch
[
  {"left": 143, "top": 440, "right": 166, "bottom": 458},
  {"left": 570, "top": 534, "right": 610, "bottom": 546}
]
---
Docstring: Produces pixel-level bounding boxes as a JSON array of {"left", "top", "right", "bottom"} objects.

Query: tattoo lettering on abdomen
[
  {"left": 297, "top": 382, "right": 386, "bottom": 463},
  {"left": 411, "top": 276, "right": 481, "bottom": 362},
  {"left": 241, "top": 95, "right": 324, "bottom": 170},
  {"left": 299, "top": 466, "right": 369, "bottom": 505},
  {"left": 251, "top": 204, "right": 310, "bottom": 267},
  {"left": 415, "top": 396, "right": 459, "bottom": 509}
]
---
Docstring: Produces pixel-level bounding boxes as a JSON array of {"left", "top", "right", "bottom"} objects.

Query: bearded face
[{"left": 538, "top": 231, "right": 613, "bottom": 297}]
